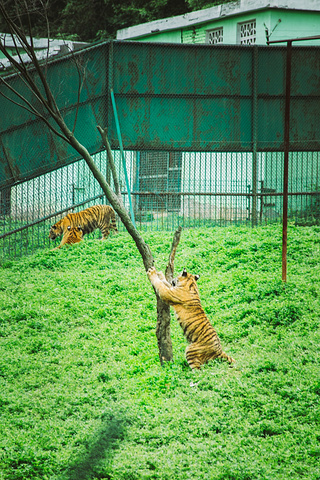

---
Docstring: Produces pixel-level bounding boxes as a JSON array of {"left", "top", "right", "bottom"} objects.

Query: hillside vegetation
[
  {"left": 0, "top": 0, "right": 224, "bottom": 42},
  {"left": 0, "top": 224, "right": 320, "bottom": 480}
]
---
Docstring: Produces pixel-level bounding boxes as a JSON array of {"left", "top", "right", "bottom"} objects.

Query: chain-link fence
[
  {"left": 1, "top": 41, "right": 320, "bottom": 259},
  {"left": 1, "top": 148, "right": 319, "bottom": 258}
]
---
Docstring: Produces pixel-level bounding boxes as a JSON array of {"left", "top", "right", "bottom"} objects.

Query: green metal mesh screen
[{"left": 1, "top": 41, "right": 320, "bottom": 258}]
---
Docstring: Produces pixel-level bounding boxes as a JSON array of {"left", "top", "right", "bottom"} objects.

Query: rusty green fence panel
[
  {"left": 1, "top": 41, "right": 320, "bottom": 190},
  {"left": 0, "top": 43, "right": 108, "bottom": 189}
]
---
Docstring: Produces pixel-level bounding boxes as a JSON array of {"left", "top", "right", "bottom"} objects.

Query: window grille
[
  {"left": 206, "top": 28, "right": 223, "bottom": 45},
  {"left": 238, "top": 20, "right": 256, "bottom": 45}
]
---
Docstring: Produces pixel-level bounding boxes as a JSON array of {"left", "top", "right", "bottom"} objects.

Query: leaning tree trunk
[
  {"left": 0, "top": 7, "right": 178, "bottom": 364},
  {"left": 67, "top": 130, "right": 179, "bottom": 363},
  {"left": 156, "top": 226, "right": 182, "bottom": 364}
]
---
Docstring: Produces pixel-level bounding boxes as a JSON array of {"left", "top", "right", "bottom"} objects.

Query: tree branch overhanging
[
  {"left": 0, "top": 5, "right": 59, "bottom": 112},
  {"left": 165, "top": 226, "right": 182, "bottom": 283},
  {"left": 0, "top": 77, "right": 71, "bottom": 143}
]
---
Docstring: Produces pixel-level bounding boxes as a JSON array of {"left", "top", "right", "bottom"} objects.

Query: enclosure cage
[{"left": 1, "top": 40, "right": 320, "bottom": 259}]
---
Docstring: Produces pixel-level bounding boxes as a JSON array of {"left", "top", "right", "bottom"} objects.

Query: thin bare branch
[
  {"left": 72, "top": 55, "right": 87, "bottom": 134},
  {"left": 1, "top": 5, "right": 31, "bottom": 54},
  {"left": 44, "top": 5, "right": 51, "bottom": 75},
  {"left": 0, "top": 36, "right": 53, "bottom": 117},
  {"left": 0, "top": 86, "right": 41, "bottom": 118},
  {"left": 0, "top": 6, "right": 58, "bottom": 112},
  {"left": 165, "top": 226, "right": 183, "bottom": 282},
  {"left": 97, "top": 126, "right": 122, "bottom": 198},
  {"left": 25, "top": 0, "right": 33, "bottom": 43},
  {"left": 0, "top": 79, "right": 70, "bottom": 143},
  {"left": 0, "top": 36, "right": 30, "bottom": 75},
  {"left": 9, "top": 29, "right": 34, "bottom": 66}
]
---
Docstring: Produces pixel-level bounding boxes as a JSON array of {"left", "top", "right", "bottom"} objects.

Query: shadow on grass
[{"left": 63, "top": 410, "right": 128, "bottom": 480}]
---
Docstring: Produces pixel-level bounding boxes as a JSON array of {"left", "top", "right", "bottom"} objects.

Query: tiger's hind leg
[
  {"left": 185, "top": 343, "right": 208, "bottom": 370},
  {"left": 99, "top": 220, "right": 110, "bottom": 239},
  {"left": 100, "top": 228, "right": 110, "bottom": 240},
  {"left": 108, "top": 208, "right": 118, "bottom": 234},
  {"left": 186, "top": 343, "right": 234, "bottom": 370},
  {"left": 217, "top": 351, "right": 235, "bottom": 364},
  {"left": 100, "top": 221, "right": 117, "bottom": 239}
]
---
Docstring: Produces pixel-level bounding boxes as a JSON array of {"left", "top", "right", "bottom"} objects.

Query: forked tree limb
[
  {"left": 156, "top": 226, "right": 182, "bottom": 364},
  {"left": 165, "top": 226, "right": 182, "bottom": 283},
  {"left": 98, "top": 128, "right": 181, "bottom": 365}
]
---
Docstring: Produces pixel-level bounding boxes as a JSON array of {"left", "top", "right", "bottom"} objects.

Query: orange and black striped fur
[
  {"left": 49, "top": 204, "right": 117, "bottom": 248},
  {"left": 147, "top": 267, "right": 234, "bottom": 370},
  {"left": 53, "top": 226, "right": 83, "bottom": 250}
]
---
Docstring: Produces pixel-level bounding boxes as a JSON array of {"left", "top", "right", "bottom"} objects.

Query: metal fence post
[
  {"left": 282, "top": 40, "right": 292, "bottom": 282},
  {"left": 251, "top": 45, "right": 258, "bottom": 226}
]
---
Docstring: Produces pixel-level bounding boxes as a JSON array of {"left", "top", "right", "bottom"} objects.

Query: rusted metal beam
[
  {"left": 251, "top": 46, "right": 258, "bottom": 227},
  {"left": 268, "top": 35, "right": 320, "bottom": 45},
  {"left": 282, "top": 41, "right": 292, "bottom": 283},
  {"left": 129, "top": 191, "right": 320, "bottom": 197}
]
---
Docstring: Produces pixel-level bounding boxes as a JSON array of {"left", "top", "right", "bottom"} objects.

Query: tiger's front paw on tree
[
  {"left": 147, "top": 267, "right": 157, "bottom": 279},
  {"left": 157, "top": 271, "right": 166, "bottom": 281}
]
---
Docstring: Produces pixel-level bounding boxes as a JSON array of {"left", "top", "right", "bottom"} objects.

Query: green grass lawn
[{"left": 0, "top": 224, "right": 320, "bottom": 480}]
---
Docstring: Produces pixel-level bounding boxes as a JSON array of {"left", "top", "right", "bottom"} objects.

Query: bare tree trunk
[
  {"left": 67, "top": 134, "right": 155, "bottom": 267},
  {"left": 156, "top": 226, "right": 182, "bottom": 364},
  {"left": 156, "top": 296, "right": 173, "bottom": 364},
  {"left": 68, "top": 133, "right": 180, "bottom": 363}
]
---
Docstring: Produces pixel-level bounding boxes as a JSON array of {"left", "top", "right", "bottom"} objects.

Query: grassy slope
[{"left": 0, "top": 224, "right": 320, "bottom": 480}]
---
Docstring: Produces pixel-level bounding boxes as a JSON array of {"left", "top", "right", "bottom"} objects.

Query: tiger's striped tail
[{"left": 109, "top": 207, "right": 118, "bottom": 234}]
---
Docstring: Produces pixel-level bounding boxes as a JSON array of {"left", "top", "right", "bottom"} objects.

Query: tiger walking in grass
[
  {"left": 49, "top": 204, "right": 118, "bottom": 249},
  {"left": 147, "top": 266, "right": 234, "bottom": 370}
]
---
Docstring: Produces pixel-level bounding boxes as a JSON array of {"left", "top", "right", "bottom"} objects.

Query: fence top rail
[{"left": 268, "top": 34, "right": 320, "bottom": 44}]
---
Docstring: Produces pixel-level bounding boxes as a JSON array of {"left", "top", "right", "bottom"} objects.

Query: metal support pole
[
  {"left": 110, "top": 88, "right": 136, "bottom": 229},
  {"left": 282, "top": 41, "right": 292, "bottom": 282},
  {"left": 251, "top": 46, "right": 258, "bottom": 226}
]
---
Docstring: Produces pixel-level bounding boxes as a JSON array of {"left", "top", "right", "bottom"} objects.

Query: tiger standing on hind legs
[
  {"left": 49, "top": 204, "right": 118, "bottom": 249},
  {"left": 147, "top": 266, "right": 234, "bottom": 370}
]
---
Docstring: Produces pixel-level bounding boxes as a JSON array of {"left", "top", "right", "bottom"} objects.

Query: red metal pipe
[{"left": 282, "top": 41, "right": 292, "bottom": 282}]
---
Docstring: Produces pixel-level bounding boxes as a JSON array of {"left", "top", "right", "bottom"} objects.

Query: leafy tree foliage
[
  {"left": 0, "top": 0, "right": 193, "bottom": 42},
  {"left": 0, "top": 0, "right": 232, "bottom": 42},
  {"left": 187, "top": 0, "right": 225, "bottom": 10}
]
